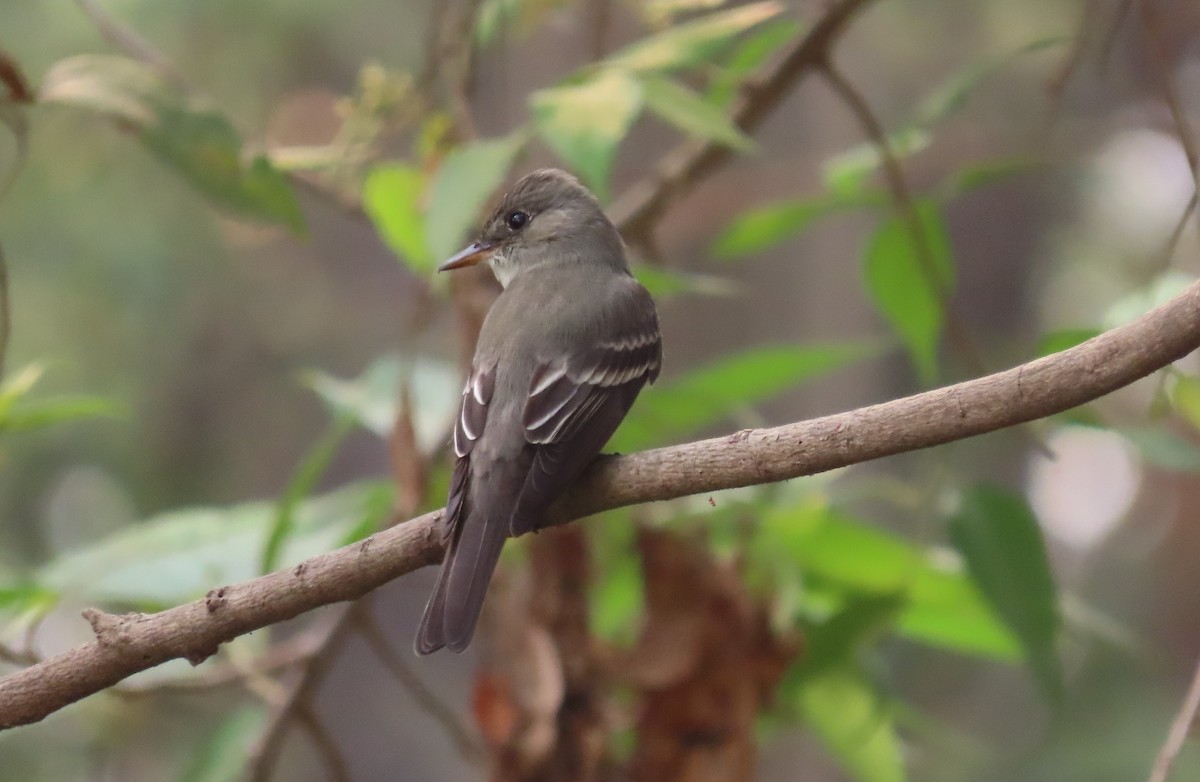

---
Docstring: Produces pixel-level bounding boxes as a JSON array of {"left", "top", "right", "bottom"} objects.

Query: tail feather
[{"left": 414, "top": 508, "right": 507, "bottom": 655}]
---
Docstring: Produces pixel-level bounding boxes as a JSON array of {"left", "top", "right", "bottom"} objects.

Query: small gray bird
[{"left": 415, "top": 169, "right": 662, "bottom": 655}]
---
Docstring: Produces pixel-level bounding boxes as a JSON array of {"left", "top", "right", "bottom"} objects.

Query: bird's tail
[{"left": 414, "top": 506, "right": 508, "bottom": 655}]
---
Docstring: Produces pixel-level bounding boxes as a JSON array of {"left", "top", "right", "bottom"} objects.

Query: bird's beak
[{"left": 438, "top": 241, "right": 496, "bottom": 272}]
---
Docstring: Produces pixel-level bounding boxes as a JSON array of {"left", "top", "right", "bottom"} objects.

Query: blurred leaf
[
  {"left": 640, "top": 75, "right": 753, "bottom": 150},
  {"left": 532, "top": 70, "right": 642, "bottom": 200},
  {"left": 914, "top": 37, "right": 1066, "bottom": 128},
  {"left": 1171, "top": 374, "right": 1200, "bottom": 432},
  {"left": 936, "top": 157, "right": 1035, "bottom": 199},
  {"left": 1103, "top": 270, "right": 1194, "bottom": 329},
  {"left": 824, "top": 128, "right": 930, "bottom": 196},
  {"left": 707, "top": 18, "right": 804, "bottom": 108},
  {"left": 863, "top": 199, "right": 954, "bottom": 384},
  {"left": 426, "top": 131, "right": 527, "bottom": 261},
  {"left": 0, "top": 582, "right": 57, "bottom": 620},
  {"left": 711, "top": 190, "right": 886, "bottom": 260},
  {"left": 754, "top": 501, "right": 1019, "bottom": 660},
  {"left": 613, "top": 342, "right": 877, "bottom": 451},
  {"left": 0, "top": 362, "right": 43, "bottom": 414},
  {"left": 631, "top": 262, "right": 740, "bottom": 298},
  {"left": 605, "top": 1, "right": 782, "bottom": 73},
  {"left": 38, "top": 482, "right": 392, "bottom": 609},
  {"left": 589, "top": 513, "right": 644, "bottom": 645},
  {"left": 801, "top": 595, "right": 905, "bottom": 677},
  {"left": 797, "top": 666, "right": 906, "bottom": 782},
  {"left": 304, "top": 355, "right": 460, "bottom": 451},
  {"left": 181, "top": 707, "right": 267, "bottom": 782},
  {"left": 1036, "top": 328, "right": 1100, "bottom": 357},
  {"left": 1121, "top": 427, "right": 1200, "bottom": 472},
  {"left": 363, "top": 164, "right": 434, "bottom": 274},
  {"left": 261, "top": 416, "right": 355, "bottom": 574},
  {"left": 0, "top": 396, "right": 123, "bottom": 432},
  {"left": 40, "top": 55, "right": 304, "bottom": 233},
  {"left": 950, "top": 485, "right": 1061, "bottom": 701}
]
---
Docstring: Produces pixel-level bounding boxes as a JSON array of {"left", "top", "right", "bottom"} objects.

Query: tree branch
[
  {"left": 609, "top": 0, "right": 874, "bottom": 238},
  {"left": 1, "top": 276, "right": 1198, "bottom": 729}
]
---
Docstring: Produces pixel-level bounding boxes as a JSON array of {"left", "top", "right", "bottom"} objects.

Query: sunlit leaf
[
  {"left": 40, "top": 55, "right": 304, "bottom": 233},
  {"left": 1121, "top": 427, "right": 1200, "bottom": 472},
  {"left": 181, "top": 708, "right": 267, "bottom": 782},
  {"left": 532, "top": 70, "right": 642, "bottom": 200},
  {"left": 823, "top": 128, "right": 930, "bottom": 196},
  {"left": 363, "top": 163, "right": 434, "bottom": 274},
  {"left": 426, "top": 131, "right": 527, "bottom": 262},
  {"left": 38, "top": 482, "right": 392, "bottom": 609},
  {"left": 605, "top": 1, "right": 783, "bottom": 73},
  {"left": 613, "top": 342, "right": 877, "bottom": 451},
  {"left": 801, "top": 595, "right": 905, "bottom": 677},
  {"left": 863, "top": 199, "right": 954, "bottom": 384},
  {"left": 950, "top": 485, "right": 1061, "bottom": 701},
  {"left": 0, "top": 396, "right": 123, "bottom": 432},
  {"left": 711, "top": 190, "right": 886, "bottom": 260},
  {"left": 797, "top": 666, "right": 906, "bottom": 782},
  {"left": 303, "top": 355, "right": 460, "bottom": 451},
  {"left": 640, "top": 75, "right": 753, "bottom": 150},
  {"left": 1171, "top": 374, "right": 1200, "bottom": 433},
  {"left": 707, "top": 18, "right": 804, "bottom": 108},
  {"left": 1036, "top": 328, "right": 1100, "bottom": 357}
]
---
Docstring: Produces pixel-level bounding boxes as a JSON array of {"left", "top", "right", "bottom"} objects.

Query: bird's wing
[{"left": 512, "top": 287, "right": 661, "bottom": 535}]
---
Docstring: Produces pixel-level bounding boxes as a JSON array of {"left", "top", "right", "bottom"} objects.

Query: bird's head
[{"left": 438, "top": 168, "right": 626, "bottom": 287}]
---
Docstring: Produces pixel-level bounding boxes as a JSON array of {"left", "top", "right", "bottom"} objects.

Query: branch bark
[{"left": 1, "top": 277, "right": 1198, "bottom": 729}]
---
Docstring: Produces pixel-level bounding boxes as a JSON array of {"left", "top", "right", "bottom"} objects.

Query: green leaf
[
  {"left": 1171, "top": 374, "right": 1200, "bottom": 432},
  {"left": 40, "top": 55, "right": 304, "bottom": 233},
  {"left": 181, "top": 708, "right": 267, "bottom": 782},
  {"left": 426, "top": 131, "right": 527, "bottom": 262},
  {"left": 863, "top": 200, "right": 955, "bottom": 384},
  {"left": 801, "top": 595, "right": 906, "bottom": 677},
  {"left": 605, "top": 1, "right": 783, "bottom": 73},
  {"left": 588, "top": 513, "right": 644, "bottom": 645},
  {"left": 303, "top": 355, "right": 460, "bottom": 450},
  {"left": 823, "top": 128, "right": 930, "bottom": 196},
  {"left": 707, "top": 18, "right": 804, "bottom": 108},
  {"left": 631, "top": 262, "right": 740, "bottom": 298},
  {"left": 0, "top": 395, "right": 123, "bottom": 432},
  {"left": 38, "top": 482, "right": 392, "bottom": 609},
  {"left": 752, "top": 501, "right": 1019, "bottom": 660},
  {"left": 639, "top": 75, "right": 753, "bottom": 150},
  {"left": 936, "top": 157, "right": 1035, "bottom": 199},
  {"left": 797, "top": 666, "right": 906, "bottom": 782},
  {"left": 363, "top": 164, "right": 434, "bottom": 274},
  {"left": 613, "top": 343, "right": 877, "bottom": 451},
  {"left": 950, "top": 485, "right": 1061, "bottom": 701},
  {"left": 711, "top": 190, "right": 886, "bottom": 260},
  {"left": 1036, "top": 328, "right": 1100, "bottom": 357},
  {"left": 1121, "top": 427, "right": 1200, "bottom": 472},
  {"left": 261, "top": 417, "right": 355, "bottom": 574},
  {"left": 532, "top": 70, "right": 643, "bottom": 200},
  {"left": 1103, "top": 270, "right": 1195, "bottom": 329}
]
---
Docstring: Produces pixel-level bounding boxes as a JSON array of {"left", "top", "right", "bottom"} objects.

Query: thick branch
[{"left": 2, "top": 279, "right": 1199, "bottom": 729}]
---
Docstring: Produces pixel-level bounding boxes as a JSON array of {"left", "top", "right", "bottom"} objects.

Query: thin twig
[
  {"left": 1041, "top": 0, "right": 1099, "bottom": 140},
  {"left": 353, "top": 600, "right": 486, "bottom": 764},
  {"left": 0, "top": 641, "right": 36, "bottom": 667},
  {"left": 3, "top": 275, "right": 1200, "bottom": 729},
  {"left": 244, "top": 605, "right": 356, "bottom": 782},
  {"left": 73, "top": 0, "right": 179, "bottom": 80},
  {"left": 1148, "top": 656, "right": 1200, "bottom": 782},
  {"left": 610, "top": 0, "right": 874, "bottom": 238},
  {"left": 296, "top": 702, "right": 354, "bottom": 782}
]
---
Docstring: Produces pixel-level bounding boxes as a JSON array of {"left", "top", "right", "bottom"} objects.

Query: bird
[{"left": 415, "top": 168, "right": 662, "bottom": 655}]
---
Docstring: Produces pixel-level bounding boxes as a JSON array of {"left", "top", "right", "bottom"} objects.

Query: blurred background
[{"left": 2, "top": 1, "right": 1200, "bottom": 780}]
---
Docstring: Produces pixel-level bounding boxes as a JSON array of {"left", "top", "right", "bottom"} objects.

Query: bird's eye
[{"left": 506, "top": 211, "right": 530, "bottom": 231}]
